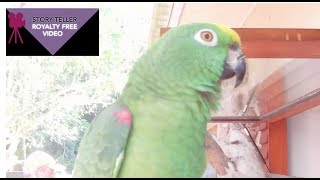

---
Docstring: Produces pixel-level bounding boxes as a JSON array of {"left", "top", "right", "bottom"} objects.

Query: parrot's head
[
  {"left": 156, "top": 23, "right": 246, "bottom": 89},
  {"left": 125, "top": 23, "right": 246, "bottom": 109}
]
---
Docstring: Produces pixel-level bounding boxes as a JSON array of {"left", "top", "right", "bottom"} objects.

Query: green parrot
[{"left": 72, "top": 23, "right": 246, "bottom": 178}]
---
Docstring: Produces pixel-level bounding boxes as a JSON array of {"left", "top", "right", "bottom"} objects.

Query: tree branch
[{"left": 205, "top": 133, "right": 231, "bottom": 176}]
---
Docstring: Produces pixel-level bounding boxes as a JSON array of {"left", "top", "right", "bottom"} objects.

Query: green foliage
[{"left": 6, "top": 4, "right": 153, "bottom": 173}]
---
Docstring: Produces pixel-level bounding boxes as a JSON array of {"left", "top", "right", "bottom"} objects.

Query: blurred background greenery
[{"left": 5, "top": 3, "right": 154, "bottom": 174}]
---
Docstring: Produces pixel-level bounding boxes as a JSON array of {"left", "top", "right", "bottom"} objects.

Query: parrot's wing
[{"left": 72, "top": 101, "right": 132, "bottom": 178}]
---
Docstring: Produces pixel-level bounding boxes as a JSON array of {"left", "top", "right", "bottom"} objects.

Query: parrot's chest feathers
[{"left": 119, "top": 95, "right": 209, "bottom": 177}]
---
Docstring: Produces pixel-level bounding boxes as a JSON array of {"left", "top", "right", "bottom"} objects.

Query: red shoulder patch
[{"left": 112, "top": 108, "right": 132, "bottom": 125}]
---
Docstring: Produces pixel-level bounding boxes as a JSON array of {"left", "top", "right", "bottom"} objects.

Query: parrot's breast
[{"left": 119, "top": 95, "right": 210, "bottom": 178}]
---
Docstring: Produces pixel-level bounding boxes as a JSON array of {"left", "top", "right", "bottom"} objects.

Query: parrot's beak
[{"left": 220, "top": 43, "right": 246, "bottom": 88}]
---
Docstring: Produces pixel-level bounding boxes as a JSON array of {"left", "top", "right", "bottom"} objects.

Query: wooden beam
[
  {"left": 232, "top": 28, "right": 320, "bottom": 41},
  {"left": 160, "top": 28, "right": 320, "bottom": 58},
  {"left": 268, "top": 120, "right": 288, "bottom": 175},
  {"left": 255, "top": 60, "right": 287, "bottom": 175},
  {"left": 241, "top": 41, "right": 320, "bottom": 58}
]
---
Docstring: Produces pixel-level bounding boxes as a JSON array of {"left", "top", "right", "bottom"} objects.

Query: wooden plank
[
  {"left": 256, "top": 65, "right": 288, "bottom": 175},
  {"left": 233, "top": 28, "right": 320, "bottom": 41},
  {"left": 241, "top": 41, "right": 320, "bottom": 58},
  {"left": 160, "top": 28, "right": 320, "bottom": 58},
  {"left": 269, "top": 120, "right": 288, "bottom": 175}
]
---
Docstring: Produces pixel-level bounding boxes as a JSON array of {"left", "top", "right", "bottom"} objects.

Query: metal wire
[{"left": 238, "top": 84, "right": 271, "bottom": 173}]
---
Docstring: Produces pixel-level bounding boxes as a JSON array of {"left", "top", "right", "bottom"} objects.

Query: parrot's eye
[
  {"left": 194, "top": 29, "right": 218, "bottom": 47},
  {"left": 201, "top": 31, "right": 213, "bottom": 41}
]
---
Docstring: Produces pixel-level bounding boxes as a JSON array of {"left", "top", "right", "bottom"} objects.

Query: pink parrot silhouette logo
[{"left": 8, "top": 12, "right": 25, "bottom": 44}]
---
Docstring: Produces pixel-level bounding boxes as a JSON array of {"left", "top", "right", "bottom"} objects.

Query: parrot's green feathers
[
  {"left": 72, "top": 101, "right": 132, "bottom": 178},
  {"left": 122, "top": 23, "right": 238, "bottom": 112},
  {"left": 112, "top": 151, "right": 124, "bottom": 177},
  {"left": 73, "top": 23, "right": 244, "bottom": 178}
]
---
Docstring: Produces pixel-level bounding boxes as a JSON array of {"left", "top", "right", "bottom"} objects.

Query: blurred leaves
[{"left": 6, "top": 4, "right": 153, "bottom": 173}]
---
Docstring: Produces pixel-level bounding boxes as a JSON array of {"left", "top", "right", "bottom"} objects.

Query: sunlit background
[
  {"left": 3, "top": 2, "right": 320, "bottom": 178},
  {"left": 3, "top": 2, "right": 154, "bottom": 176}
]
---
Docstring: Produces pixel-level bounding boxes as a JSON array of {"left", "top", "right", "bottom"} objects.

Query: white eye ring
[{"left": 194, "top": 29, "right": 218, "bottom": 47}]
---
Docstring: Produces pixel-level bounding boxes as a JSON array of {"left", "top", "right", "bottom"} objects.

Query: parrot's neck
[
  {"left": 121, "top": 64, "right": 221, "bottom": 115},
  {"left": 119, "top": 76, "right": 219, "bottom": 177},
  {"left": 117, "top": 51, "right": 223, "bottom": 176},
  {"left": 121, "top": 75, "right": 211, "bottom": 115}
]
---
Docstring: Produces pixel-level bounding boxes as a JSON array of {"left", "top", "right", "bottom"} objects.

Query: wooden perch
[{"left": 205, "top": 133, "right": 230, "bottom": 176}]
